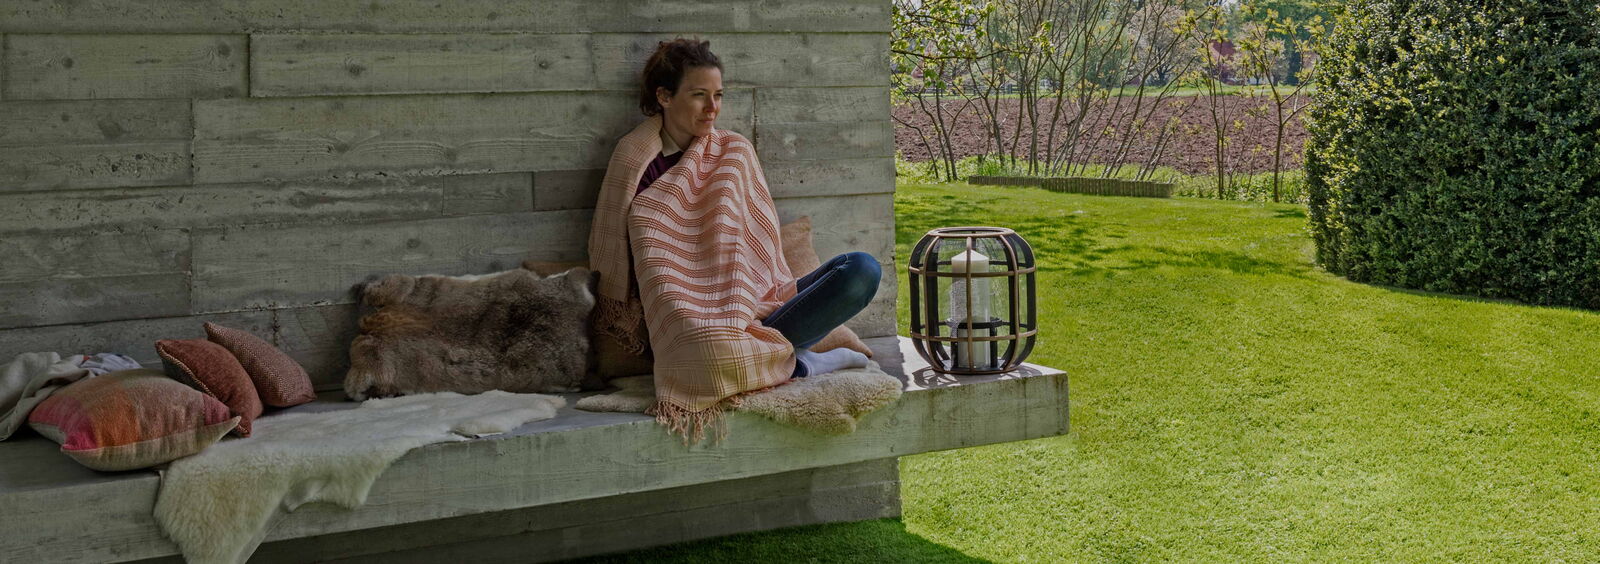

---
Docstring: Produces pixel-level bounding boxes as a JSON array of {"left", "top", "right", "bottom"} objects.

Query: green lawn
[{"left": 582, "top": 181, "right": 1600, "bottom": 562}]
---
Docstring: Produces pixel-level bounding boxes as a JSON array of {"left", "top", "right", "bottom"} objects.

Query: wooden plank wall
[{"left": 0, "top": 1, "right": 895, "bottom": 390}]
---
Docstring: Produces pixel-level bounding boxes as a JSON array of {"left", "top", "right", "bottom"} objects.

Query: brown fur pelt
[{"left": 344, "top": 267, "right": 601, "bottom": 401}]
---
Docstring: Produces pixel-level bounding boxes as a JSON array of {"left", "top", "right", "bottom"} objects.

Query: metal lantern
[{"left": 908, "top": 226, "right": 1037, "bottom": 375}]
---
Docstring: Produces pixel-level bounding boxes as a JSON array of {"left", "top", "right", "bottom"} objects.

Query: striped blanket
[{"left": 589, "top": 115, "right": 798, "bottom": 440}]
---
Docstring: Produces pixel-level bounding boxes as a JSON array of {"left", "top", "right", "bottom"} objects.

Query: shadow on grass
[
  {"left": 1272, "top": 208, "right": 1308, "bottom": 219},
  {"left": 567, "top": 518, "right": 990, "bottom": 564},
  {"left": 1104, "top": 245, "right": 1313, "bottom": 278}
]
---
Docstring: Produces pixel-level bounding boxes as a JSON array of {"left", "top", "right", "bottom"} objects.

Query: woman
[{"left": 587, "top": 38, "right": 878, "bottom": 438}]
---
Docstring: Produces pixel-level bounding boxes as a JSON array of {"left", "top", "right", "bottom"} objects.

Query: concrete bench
[{"left": 0, "top": 336, "right": 1066, "bottom": 563}]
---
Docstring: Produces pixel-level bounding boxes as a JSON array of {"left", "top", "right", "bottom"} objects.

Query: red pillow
[
  {"left": 204, "top": 322, "right": 316, "bottom": 408},
  {"left": 156, "top": 339, "right": 263, "bottom": 437},
  {"left": 28, "top": 369, "right": 238, "bottom": 471}
]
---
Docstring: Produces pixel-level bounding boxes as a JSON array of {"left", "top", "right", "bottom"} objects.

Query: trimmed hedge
[{"left": 1306, "top": 0, "right": 1600, "bottom": 309}]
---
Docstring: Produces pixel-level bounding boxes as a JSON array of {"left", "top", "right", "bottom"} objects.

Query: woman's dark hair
[{"left": 639, "top": 38, "right": 723, "bottom": 117}]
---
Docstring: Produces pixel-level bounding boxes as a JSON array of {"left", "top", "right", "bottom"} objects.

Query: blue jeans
[{"left": 763, "top": 251, "right": 882, "bottom": 377}]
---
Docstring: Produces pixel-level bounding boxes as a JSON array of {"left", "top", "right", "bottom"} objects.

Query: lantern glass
[{"left": 908, "top": 226, "right": 1038, "bottom": 375}]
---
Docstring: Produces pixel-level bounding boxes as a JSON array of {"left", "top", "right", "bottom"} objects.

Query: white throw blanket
[
  {"left": 0, "top": 352, "right": 90, "bottom": 441},
  {"left": 154, "top": 391, "right": 565, "bottom": 564}
]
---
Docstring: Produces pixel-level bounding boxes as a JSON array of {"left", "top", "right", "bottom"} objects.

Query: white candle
[{"left": 948, "top": 248, "right": 991, "bottom": 369}]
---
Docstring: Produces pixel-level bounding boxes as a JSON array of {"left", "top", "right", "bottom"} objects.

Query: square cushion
[
  {"left": 204, "top": 322, "right": 316, "bottom": 408},
  {"left": 157, "top": 338, "right": 263, "bottom": 437},
  {"left": 28, "top": 369, "right": 238, "bottom": 471},
  {"left": 779, "top": 216, "right": 875, "bottom": 358}
]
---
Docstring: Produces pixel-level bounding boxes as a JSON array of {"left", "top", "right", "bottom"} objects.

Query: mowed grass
[{"left": 580, "top": 181, "right": 1600, "bottom": 562}]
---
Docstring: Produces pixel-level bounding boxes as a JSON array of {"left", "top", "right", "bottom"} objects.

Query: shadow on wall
[{"left": 571, "top": 518, "right": 992, "bottom": 563}]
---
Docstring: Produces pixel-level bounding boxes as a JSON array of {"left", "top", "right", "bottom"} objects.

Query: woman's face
[{"left": 657, "top": 66, "right": 723, "bottom": 141}]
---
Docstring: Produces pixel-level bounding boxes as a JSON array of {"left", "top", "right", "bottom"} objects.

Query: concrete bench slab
[{"left": 0, "top": 336, "right": 1066, "bottom": 563}]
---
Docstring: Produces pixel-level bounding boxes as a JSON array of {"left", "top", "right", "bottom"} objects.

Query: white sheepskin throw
[
  {"left": 154, "top": 391, "right": 564, "bottom": 564},
  {"left": 577, "top": 362, "right": 902, "bottom": 436}
]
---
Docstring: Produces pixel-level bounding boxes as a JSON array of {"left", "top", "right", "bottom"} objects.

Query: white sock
[{"left": 795, "top": 348, "right": 870, "bottom": 377}]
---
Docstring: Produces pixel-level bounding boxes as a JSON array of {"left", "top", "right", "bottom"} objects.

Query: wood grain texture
[
  {"left": 0, "top": 309, "right": 272, "bottom": 370},
  {"left": 532, "top": 168, "right": 606, "bottom": 211},
  {"left": 0, "top": 99, "right": 193, "bottom": 191},
  {"left": 2, "top": 34, "right": 246, "bottom": 99},
  {"left": 1, "top": 173, "right": 531, "bottom": 233},
  {"left": 0, "top": 99, "right": 191, "bottom": 144},
  {"left": 272, "top": 304, "right": 363, "bottom": 391},
  {"left": 594, "top": 33, "right": 887, "bottom": 90},
  {"left": 251, "top": 34, "right": 594, "bottom": 97},
  {"left": 773, "top": 193, "right": 895, "bottom": 262},
  {"left": 755, "top": 86, "right": 892, "bottom": 124},
  {"left": 0, "top": 141, "right": 191, "bottom": 192},
  {"left": 192, "top": 91, "right": 752, "bottom": 184},
  {"left": 189, "top": 210, "right": 592, "bottom": 311},
  {"left": 757, "top": 120, "right": 894, "bottom": 163},
  {"left": 764, "top": 157, "right": 894, "bottom": 199},
  {"left": 0, "top": 337, "right": 1064, "bottom": 563},
  {"left": 0, "top": 0, "right": 890, "bottom": 34},
  {"left": 238, "top": 459, "right": 898, "bottom": 563},
  {"left": 0, "top": 273, "right": 190, "bottom": 328}
]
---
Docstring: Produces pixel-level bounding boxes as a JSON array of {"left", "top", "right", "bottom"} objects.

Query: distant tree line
[{"left": 892, "top": 0, "right": 1337, "bottom": 202}]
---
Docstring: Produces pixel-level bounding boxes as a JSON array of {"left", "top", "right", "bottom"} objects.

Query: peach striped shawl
[{"left": 589, "top": 116, "right": 797, "bottom": 439}]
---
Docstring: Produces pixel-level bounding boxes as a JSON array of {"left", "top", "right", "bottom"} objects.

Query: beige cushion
[{"left": 779, "top": 216, "right": 875, "bottom": 358}]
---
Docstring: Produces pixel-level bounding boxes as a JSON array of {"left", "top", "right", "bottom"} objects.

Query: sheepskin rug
[
  {"left": 154, "top": 391, "right": 564, "bottom": 564},
  {"left": 576, "top": 362, "right": 902, "bottom": 435}
]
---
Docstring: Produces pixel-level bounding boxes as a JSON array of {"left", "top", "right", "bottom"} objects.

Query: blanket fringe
[{"left": 647, "top": 397, "right": 731, "bottom": 445}]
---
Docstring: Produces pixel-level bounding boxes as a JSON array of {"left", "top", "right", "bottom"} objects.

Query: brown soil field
[{"left": 894, "top": 95, "right": 1311, "bottom": 175}]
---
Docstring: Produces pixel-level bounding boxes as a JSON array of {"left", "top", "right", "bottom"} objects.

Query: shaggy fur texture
[
  {"left": 344, "top": 267, "right": 600, "bottom": 401},
  {"left": 575, "top": 362, "right": 902, "bottom": 436},
  {"left": 154, "top": 391, "right": 564, "bottom": 564}
]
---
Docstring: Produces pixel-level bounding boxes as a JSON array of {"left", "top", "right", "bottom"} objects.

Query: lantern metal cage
[{"left": 908, "top": 226, "right": 1037, "bottom": 375}]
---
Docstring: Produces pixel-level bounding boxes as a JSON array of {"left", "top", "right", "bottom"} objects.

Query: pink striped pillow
[{"left": 28, "top": 369, "right": 238, "bottom": 472}]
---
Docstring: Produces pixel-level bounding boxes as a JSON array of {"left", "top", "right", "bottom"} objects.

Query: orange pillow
[
  {"left": 156, "top": 339, "right": 263, "bottom": 437},
  {"left": 778, "top": 216, "right": 874, "bottom": 358},
  {"left": 205, "top": 322, "right": 317, "bottom": 408},
  {"left": 28, "top": 369, "right": 238, "bottom": 471}
]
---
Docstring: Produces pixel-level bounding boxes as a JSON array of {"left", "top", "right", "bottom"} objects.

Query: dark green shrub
[{"left": 1306, "top": 0, "right": 1600, "bottom": 308}]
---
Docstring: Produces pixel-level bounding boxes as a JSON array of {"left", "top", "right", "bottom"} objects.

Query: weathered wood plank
[
  {"left": 0, "top": 142, "right": 191, "bottom": 192},
  {"left": 2, "top": 34, "right": 246, "bottom": 100},
  {"left": 251, "top": 34, "right": 594, "bottom": 97},
  {"left": 0, "top": 99, "right": 191, "bottom": 144},
  {"left": 0, "top": 0, "right": 891, "bottom": 34},
  {"left": 764, "top": 157, "right": 894, "bottom": 199},
  {"left": 272, "top": 304, "right": 363, "bottom": 391},
  {"left": 531, "top": 168, "right": 605, "bottom": 211},
  {"left": 334, "top": 471, "right": 899, "bottom": 563},
  {"left": 237, "top": 459, "right": 897, "bottom": 564},
  {"left": 191, "top": 91, "right": 752, "bottom": 185},
  {"left": 594, "top": 33, "right": 887, "bottom": 90},
  {"left": 757, "top": 120, "right": 894, "bottom": 163},
  {"left": 0, "top": 229, "right": 190, "bottom": 328},
  {"left": 1, "top": 173, "right": 532, "bottom": 233},
  {"left": 0, "top": 99, "right": 193, "bottom": 191},
  {"left": 0, "top": 310, "right": 273, "bottom": 370},
  {"left": 440, "top": 173, "right": 534, "bottom": 216},
  {"left": 755, "top": 86, "right": 892, "bottom": 124},
  {"left": 0, "top": 273, "right": 190, "bottom": 329},
  {"left": 190, "top": 210, "right": 592, "bottom": 311},
  {"left": 773, "top": 192, "right": 895, "bottom": 262}
]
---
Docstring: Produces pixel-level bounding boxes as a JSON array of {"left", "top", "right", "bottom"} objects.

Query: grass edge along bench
[
  {"left": 0, "top": 335, "right": 1067, "bottom": 563},
  {"left": 968, "top": 175, "right": 1174, "bottom": 198}
]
